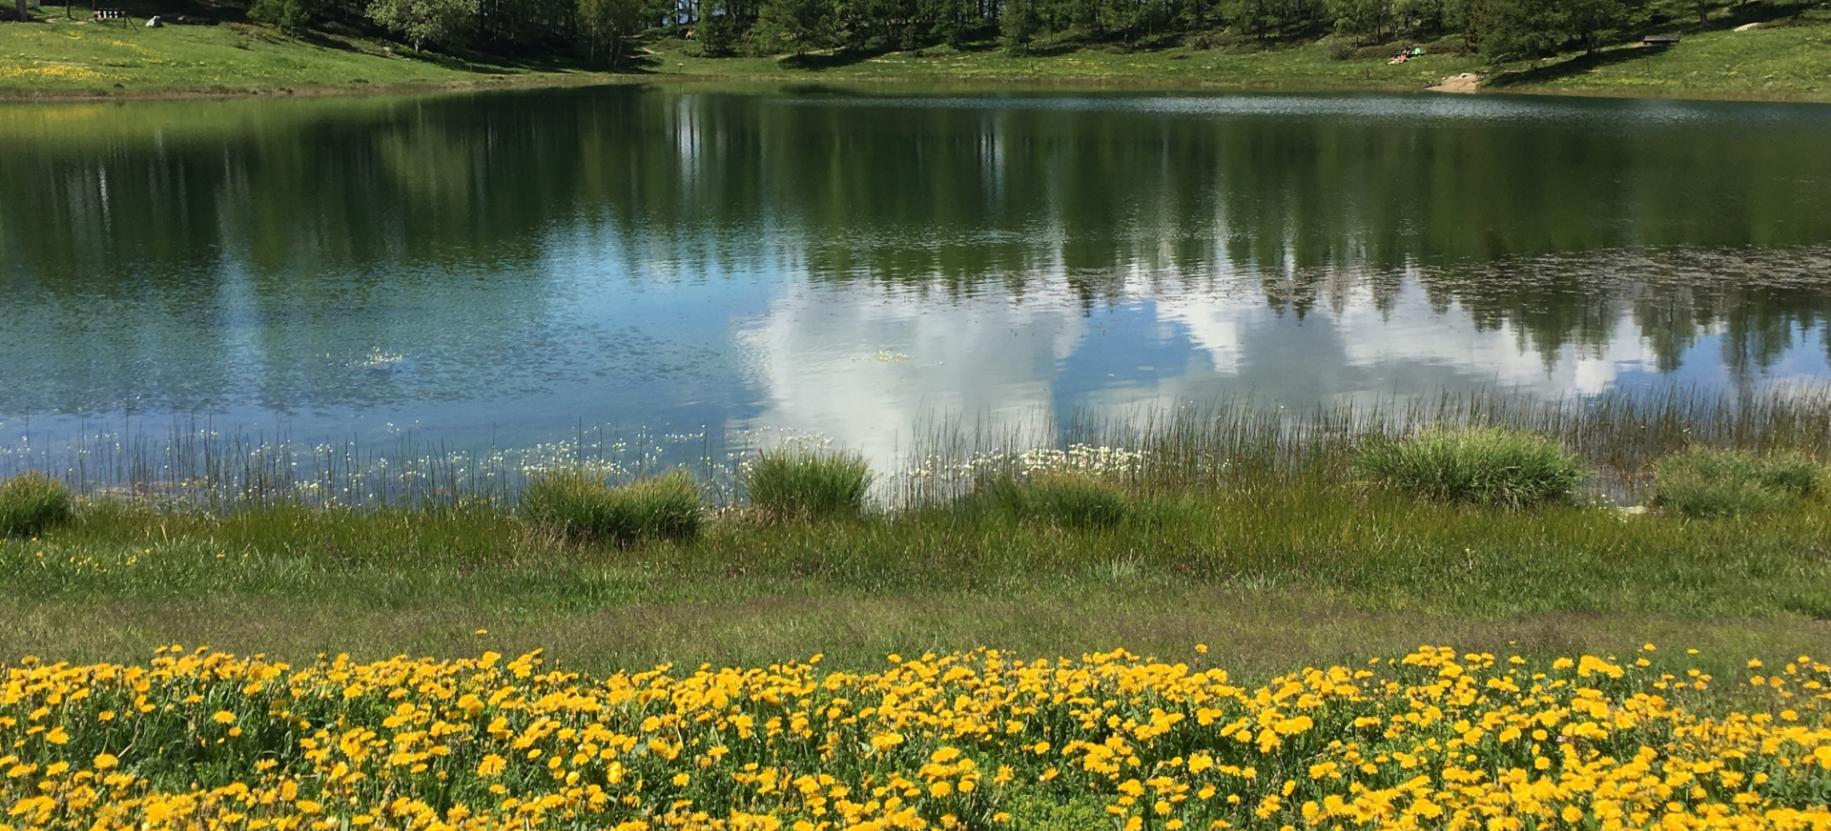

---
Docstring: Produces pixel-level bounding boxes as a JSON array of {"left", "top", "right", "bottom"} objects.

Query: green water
[{"left": 2, "top": 85, "right": 1829, "bottom": 481}]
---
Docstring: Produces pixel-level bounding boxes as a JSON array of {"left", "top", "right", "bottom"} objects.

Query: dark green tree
[
  {"left": 365, "top": 0, "right": 481, "bottom": 50},
  {"left": 578, "top": 0, "right": 644, "bottom": 63},
  {"left": 1392, "top": 0, "right": 1448, "bottom": 36},
  {"left": 1328, "top": 0, "right": 1393, "bottom": 41},
  {"left": 754, "top": 0, "right": 834, "bottom": 52},
  {"left": 1559, "top": 0, "right": 1626, "bottom": 53},
  {"left": 1466, "top": 0, "right": 1559, "bottom": 63},
  {"left": 695, "top": 0, "right": 741, "bottom": 53},
  {"left": 1225, "top": 0, "right": 1276, "bottom": 39},
  {"left": 921, "top": 0, "right": 978, "bottom": 46},
  {"left": 1001, "top": 0, "right": 1040, "bottom": 51},
  {"left": 250, "top": 0, "right": 322, "bottom": 35}
]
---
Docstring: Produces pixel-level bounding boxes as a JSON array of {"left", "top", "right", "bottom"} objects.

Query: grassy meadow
[
  {"left": 8, "top": 479, "right": 1831, "bottom": 673},
  {"left": 637, "top": 8, "right": 1831, "bottom": 102},
  {"left": 0, "top": 12, "right": 600, "bottom": 97}
]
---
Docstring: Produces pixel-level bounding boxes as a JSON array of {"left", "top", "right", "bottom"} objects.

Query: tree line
[{"left": 246, "top": 0, "right": 1810, "bottom": 67}]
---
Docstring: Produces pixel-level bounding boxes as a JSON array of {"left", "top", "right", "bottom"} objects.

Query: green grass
[
  {"left": 968, "top": 471, "right": 1131, "bottom": 529},
  {"left": 520, "top": 469, "right": 702, "bottom": 545},
  {"left": 0, "top": 14, "right": 602, "bottom": 97},
  {"left": 640, "top": 10, "right": 1831, "bottom": 102},
  {"left": 5, "top": 7, "right": 1827, "bottom": 101},
  {"left": 4, "top": 473, "right": 1829, "bottom": 681},
  {"left": 742, "top": 450, "right": 873, "bottom": 521},
  {"left": 1652, "top": 447, "right": 1822, "bottom": 517},
  {"left": 0, "top": 473, "right": 72, "bottom": 537},
  {"left": 634, "top": 35, "right": 1483, "bottom": 92},
  {"left": 1489, "top": 11, "right": 1831, "bottom": 101},
  {"left": 1355, "top": 427, "right": 1588, "bottom": 509}
]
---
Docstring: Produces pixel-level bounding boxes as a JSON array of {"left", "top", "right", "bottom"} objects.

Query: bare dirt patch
[{"left": 1429, "top": 72, "right": 1482, "bottom": 93}]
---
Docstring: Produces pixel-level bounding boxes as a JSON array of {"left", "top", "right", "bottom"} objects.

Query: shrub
[
  {"left": 1651, "top": 447, "right": 1820, "bottom": 518},
  {"left": 975, "top": 471, "right": 1130, "bottom": 529},
  {"left": 694, "top": 13, "right": 739, "bottom": 56},
  {"left": 1355, "top": 427, "right": 1586, "bottom": 508},
  {"left": 365, "top": 0, "right": 479, "bottom": 53},
  {"left": 742, "top": 451, "right": 872, "bottom": 520},
  {"left": 0, "top": 473, "right": 74, "bottom": 538},
  {"left": 1422, "top": 35, "right": 1471, "bottom": 56},
  {"left": 249, "top": 0, "right": 320, "bottom": 35},
  {"left": 520, "top": 470, "right": 701, "bottom": 545}
]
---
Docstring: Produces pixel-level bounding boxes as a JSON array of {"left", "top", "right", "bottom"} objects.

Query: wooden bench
[
  {"left": 1642, "top": 33, "right": 1681, "bottom": 47},
  {"left": 93, "top": 7, "right": 127, "bottom": 19}
]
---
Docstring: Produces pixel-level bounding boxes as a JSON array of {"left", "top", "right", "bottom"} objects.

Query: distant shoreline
[
  {"left": 7, "top": 69, "right": 1831, "bottom": 105},
  {"left": 0, "top": 67, "right": 627, "bottom": 102},
  {"left": 4, "top": 13, "right": 1827, "bottom": 106}
]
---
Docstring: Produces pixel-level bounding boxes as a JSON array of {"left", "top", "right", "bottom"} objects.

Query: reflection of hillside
[{"left": 4, "top": 87, "right": 1830, "bottom": 379}]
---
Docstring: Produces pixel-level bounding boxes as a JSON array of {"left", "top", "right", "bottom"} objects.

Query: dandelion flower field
[{"left": 4, "top": 646, "right": 1829, "bottom": 830}]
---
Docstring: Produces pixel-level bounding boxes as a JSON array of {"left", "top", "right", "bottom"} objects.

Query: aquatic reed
[{"left": 5, "top": 386, "right": 1829, "bottom": 511}]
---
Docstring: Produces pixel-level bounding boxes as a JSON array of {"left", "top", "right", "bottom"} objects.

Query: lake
[{"left": 3, "top": 85, "right": 1830, "bottom": 495}]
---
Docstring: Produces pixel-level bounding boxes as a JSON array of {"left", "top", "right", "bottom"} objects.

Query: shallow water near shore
[{"left": 3, "top": 85, "right": 1830, "bottom": 495}]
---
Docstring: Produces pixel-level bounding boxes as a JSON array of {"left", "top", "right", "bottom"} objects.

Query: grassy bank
[
  {"left": 637, "top": 10, "right": 1831, "bottom": 102},
  {"left": 10, "top": 489, "right": 1831, "bottom": 666},
  {"left": 5, "top": 7, "right": 1828, "bottom": 101}
]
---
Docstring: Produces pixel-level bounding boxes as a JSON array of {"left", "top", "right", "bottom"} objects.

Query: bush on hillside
[{"left": 250, "top": 0, "right": 320, "bottom": 35}]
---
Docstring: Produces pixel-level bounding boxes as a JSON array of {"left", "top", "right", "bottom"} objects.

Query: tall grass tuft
[
  {"left": 0, "top": 473, "right": 74, "bottom": 538},
  {"left": 1651, "top": 448, "right": 1821, "bottom": 518},
  {"left": 520, "top": 470, "right": 702, "bottom": 545},
  {"left": 972, "top": 471, "right": 1130, "bottom": 529},
  {"left": 1355, "top": 427, "right": 1586, "bottom": 509},
  {"left": 743, "top": 451, "right": 872, "bottom": 521}
]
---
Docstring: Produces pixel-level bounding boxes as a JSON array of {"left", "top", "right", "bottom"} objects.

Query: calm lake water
[{"left": 3, "top": 85, "right": 1830, "bottom": 486}]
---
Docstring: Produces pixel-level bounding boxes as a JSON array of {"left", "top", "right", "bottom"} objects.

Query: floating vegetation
[{"left": 359, "top": 349, "right": 407, "bottom": 369}]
